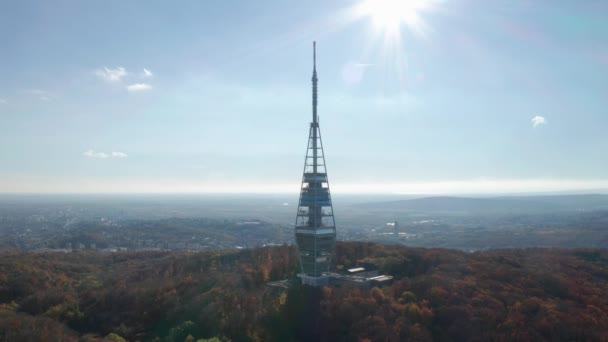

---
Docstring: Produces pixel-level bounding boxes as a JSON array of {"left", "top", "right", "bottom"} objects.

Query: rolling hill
[{"left": 359, "top": 194, "right": 608, "bottom": 214}]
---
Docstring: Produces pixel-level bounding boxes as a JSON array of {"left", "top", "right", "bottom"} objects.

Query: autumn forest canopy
[{"left": 1, "top": 242, "right": 608, "bottom": 341}]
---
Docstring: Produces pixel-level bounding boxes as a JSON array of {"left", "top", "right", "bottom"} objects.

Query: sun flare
[
  {"left": 340, "top": 0, "right": 436, "bottom": 85},
  {"left": 354, "top": 0, "right": 432, "bottom": 37}
]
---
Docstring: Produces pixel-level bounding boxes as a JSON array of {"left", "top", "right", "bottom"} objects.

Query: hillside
[
  {"left": 360, "top": 194, "right": 608, "bottom": 214},
  {"left": 1, "top": 243, "right": 608, "bottom": 341}
]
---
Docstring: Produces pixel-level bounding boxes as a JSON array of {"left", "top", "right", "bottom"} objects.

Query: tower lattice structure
[{"left": 295, "top": 42, "right": 336, "bottom": 279}]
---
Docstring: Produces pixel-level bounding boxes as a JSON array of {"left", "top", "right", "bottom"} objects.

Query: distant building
[
  {"left": 324, "top": 263, "right": 392, "bottom": 287},
  {"left": 346, "top": 263, "right": 379, "bottom": 278}
]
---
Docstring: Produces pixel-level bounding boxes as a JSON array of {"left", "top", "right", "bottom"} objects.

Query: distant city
[{"left": 2, "top": 193, "right": 608, "bottom": 254}]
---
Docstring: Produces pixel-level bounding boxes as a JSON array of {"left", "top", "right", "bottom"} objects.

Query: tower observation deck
[{"left": 295, "top": 42, "right": 337, "bottom": 286}]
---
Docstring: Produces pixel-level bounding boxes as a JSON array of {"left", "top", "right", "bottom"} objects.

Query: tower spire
[
  {"left": 312, "top": 41, "right": 318, "bottom": 124},
  {"left": 313, "top": 41, "right": 316, "bottom": 70}
]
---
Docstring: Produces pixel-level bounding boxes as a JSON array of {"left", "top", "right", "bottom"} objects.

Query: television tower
[{"left": 295, "top": 42, "right": 337, "bottom": 286}]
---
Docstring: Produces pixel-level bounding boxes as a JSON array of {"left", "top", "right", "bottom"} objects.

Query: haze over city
[{"left": 2, "top": 0, "right": 607, "bottom": 194}]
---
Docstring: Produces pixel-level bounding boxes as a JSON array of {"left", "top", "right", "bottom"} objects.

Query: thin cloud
[
  {"left": 95, "top": 67, "right": 128, "bottom": 82},
  {"left": 0, "top": 98, "right": 6, "bottom": 104},
  {"left": 142, "top": 68, "right": 153, "bottom": 77},
  {"left": 26, "top": 89, "right": 46, "bottom": 95},
  {"left": 126, "top": 83, "right": 152, "bottom": 92},
  {"left": 83, "top": 149, "right": 128, "bottom": 158},
  {"left": 531, "top": 115, "right": 547, "bottom": 127},
  {"left": 24, "top": 89, "right": 50, "bottom": 101}
]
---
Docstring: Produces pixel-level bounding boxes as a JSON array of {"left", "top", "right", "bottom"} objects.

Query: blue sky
[{"left": 1, "top": 0, "right": 607, "bottom": 194}]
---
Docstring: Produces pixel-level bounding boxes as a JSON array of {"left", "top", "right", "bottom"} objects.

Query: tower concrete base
[{"left": 297, "top": 273, "right": 330, "bottom": 287}]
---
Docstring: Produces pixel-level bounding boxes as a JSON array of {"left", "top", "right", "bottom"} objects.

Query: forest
[{"left": 1, "top": 242, "right": 608, "bottom": 341}]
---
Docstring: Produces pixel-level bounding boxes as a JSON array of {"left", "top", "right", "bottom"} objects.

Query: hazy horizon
[{"left": 2, "top": 188, "right": 608, "bottom": 198}]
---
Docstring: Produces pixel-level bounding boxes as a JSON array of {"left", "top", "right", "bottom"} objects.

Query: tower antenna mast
[{"left": 312, "top": 41, "right": 318, "bottom": 124}]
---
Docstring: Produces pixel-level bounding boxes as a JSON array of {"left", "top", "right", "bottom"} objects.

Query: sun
[
  {"left": 353, "top": 0, "right": 432, "bottom": 37},
  {"left": 336, "top": 0, "right": 436, "bottom": 85}
]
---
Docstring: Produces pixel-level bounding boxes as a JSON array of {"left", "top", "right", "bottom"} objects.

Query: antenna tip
[{"left": 313, "top": 41, "right": 317, "bottom": 68}]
